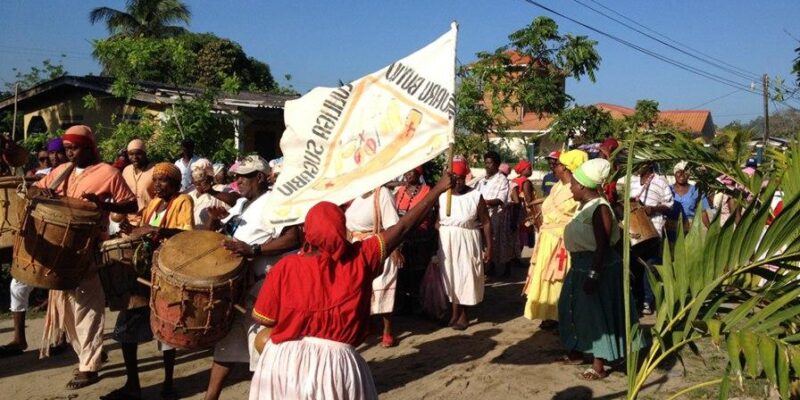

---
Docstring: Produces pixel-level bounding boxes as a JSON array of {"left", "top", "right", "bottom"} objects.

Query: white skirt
[
  {"left": 249, "top": 337, "right": 377, "bottom": 400},
  {"left": 439, "top": 225, "right": 485, "bottom": 305},
  {"left": 371, "top": 256, "right": 398, "bottom": 315}
]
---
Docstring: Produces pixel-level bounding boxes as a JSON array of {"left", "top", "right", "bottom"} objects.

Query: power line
[
  {"left": 581, "top": 0, "right": 762, "bottom": 81},
  {"left": 519, "top": 0, "right": 762, "bottom": 95},
  {"left": 688, "top": 89, "right": 744, "bottom": 110},
  {"left": 578, "top": 0, "right": 799, "bottom": 100}
]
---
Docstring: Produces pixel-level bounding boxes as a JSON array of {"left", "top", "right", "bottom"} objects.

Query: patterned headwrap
[
  {"left": 152, "top": 162, "right": 182, "bottom": 183},
  {"left": 191, "top": 158, "right": 214, "bottom": 181}
]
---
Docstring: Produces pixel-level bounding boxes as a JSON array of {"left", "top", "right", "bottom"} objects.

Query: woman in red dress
[{"left": 248, "top": 174, "right": 453, "bottom": 400}]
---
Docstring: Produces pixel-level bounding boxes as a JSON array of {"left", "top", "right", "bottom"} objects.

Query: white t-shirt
[
  {"left": 224, "top": 191, "right": 277, "bottom": 276},
  {"left": 174, "top": 156, "right": 199, "bottom": 193},
  {"left": 188, "top": 189, "right": 229, "bottom": 230},
  {"left": 626, "top": 174, "right": 674, "bottom": 239}
]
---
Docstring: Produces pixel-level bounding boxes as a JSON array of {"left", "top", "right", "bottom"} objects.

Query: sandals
[
  {"left": 381, "top": 333, "right": 397, "bottom": 348},
  {"left": 0, "top": 343, "right": 26, "bottom": 358},
  {"left": 579, "top": 368, "right": 608, "bottom": 381},
  {"left": 66, "top": 371, "right": 100, "bottom": 390}
]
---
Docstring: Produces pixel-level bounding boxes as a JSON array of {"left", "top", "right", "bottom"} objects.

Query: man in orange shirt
[{"left": 30, "top": 125, "right": 137, "bottom": 390}]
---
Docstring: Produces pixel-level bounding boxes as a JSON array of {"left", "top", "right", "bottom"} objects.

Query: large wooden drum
[
  {"left": 0, "top": 176, "right": 35, "bottom": 249},
  {"left": 150, "top": 230, "right": 244, "bottom": 350},
  {"left": 99, "top": 236, "right": 151, "bottom": 311},
  {"left": 11, "top": 196, "right": 102, "bottom": 290}
]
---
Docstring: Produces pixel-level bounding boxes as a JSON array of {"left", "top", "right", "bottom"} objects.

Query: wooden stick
[{"left": 445, "top": 146, "right": 453, "bottom": 216}]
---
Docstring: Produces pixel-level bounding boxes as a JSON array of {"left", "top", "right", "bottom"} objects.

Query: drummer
[
  {"left": 203, "top": 155, "right": 302, "bottom": 400},
  {"left": 28, "top": 125, "right": 137, "bottom": 390},
  {"left": 104, "top": 162, "right": 194, "bottom": 400}
]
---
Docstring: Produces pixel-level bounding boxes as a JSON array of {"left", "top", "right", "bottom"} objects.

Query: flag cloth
[{"left": 263, "top": 23, "right": 457, "bottom": 229}]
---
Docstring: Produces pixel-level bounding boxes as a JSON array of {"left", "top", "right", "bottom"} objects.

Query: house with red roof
[{"left": 593, "top": 103, "right": 716, "bottom": 141}]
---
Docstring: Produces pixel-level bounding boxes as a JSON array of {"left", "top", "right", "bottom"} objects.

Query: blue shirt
[
  {"left": 541, "top": 172, "right": 558, "bottom": 196},
  {"left": 669, "top": 184, "right": 709, "bottom": 220}
]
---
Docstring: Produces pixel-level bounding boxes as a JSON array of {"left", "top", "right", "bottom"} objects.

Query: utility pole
[
  {"left": 762, "top": 74, "right": 770, "bottom": 148},
  {"left": 12, "top": 83, "right": 19, "bottom": 141}
]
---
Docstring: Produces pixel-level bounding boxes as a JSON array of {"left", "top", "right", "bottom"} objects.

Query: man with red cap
[
  {"left": 29, "top": 125, "right": 137, "bottom": 390},
  {"left": 541, "top": 151, "right": 561, "bottom": 196}
]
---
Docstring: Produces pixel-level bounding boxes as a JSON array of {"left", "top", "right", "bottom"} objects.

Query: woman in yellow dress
[{"left": 523, "top": 150, "right": 588, "bottom": 330}]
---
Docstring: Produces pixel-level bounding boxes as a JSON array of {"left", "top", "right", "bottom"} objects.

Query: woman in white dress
[
  {"left": 438, "top": 159, "right": 492, "bottom": 330},
  {"left": 345, "top": 186, "right": 402, "bottom": 347}
]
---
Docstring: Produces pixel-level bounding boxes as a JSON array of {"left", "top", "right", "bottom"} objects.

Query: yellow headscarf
[{"left": 559, "top": 149, "right": 589, "bottom": 172}]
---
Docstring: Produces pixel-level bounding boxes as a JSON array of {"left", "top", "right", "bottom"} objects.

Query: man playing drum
[
  {"left": 28, "top": 125, "right": 137, "bottom": 389},
  {"left": 203, "top": 155, "right": 302, "bottom": 400},
  {"left": 104, "top": 162, "right": 194, "bottom": 400}
]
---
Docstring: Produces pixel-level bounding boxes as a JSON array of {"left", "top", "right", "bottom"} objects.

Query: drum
[
  {"left": 98, "top": 236, "right": 151, "bottom": 311},
  {"left": 0, "top": 176, "right": 34, "bottom": 249},
  {"left": 11, "top": 196, "right": 102, "bottom": 290},
  {"left": 150, "top": 230, "right": 245, "bottom": 350},
  {"left": 629, "top": 204, "right": 659, "bottom": 243}
]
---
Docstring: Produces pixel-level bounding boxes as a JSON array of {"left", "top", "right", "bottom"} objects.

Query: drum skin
[
  {"left": 0, "top": 176, "right": 35, "bottom": 249},
  {"left": 98, "top": 236, "right": 150, "bottom": 311},
  {"left": 11, "top": 196, "right": 101, "bottom": 290},
  {"left": 150, "top": 230, "right": 244, "bottom": 350}
]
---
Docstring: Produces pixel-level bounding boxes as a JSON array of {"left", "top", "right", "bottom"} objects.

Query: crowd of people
[{"left": 0, "top": 124, "right": 779, "bottom": 398}]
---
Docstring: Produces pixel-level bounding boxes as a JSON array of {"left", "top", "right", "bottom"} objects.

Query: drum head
[
  {"left": 157, "top": 231, "right": 243, "bottom": 283},
  {"left": 32, "top": 196, "right": 101, "bottom": 224},
  {"left": 101, "top": 236, "right": 142, "bottom": 251}
]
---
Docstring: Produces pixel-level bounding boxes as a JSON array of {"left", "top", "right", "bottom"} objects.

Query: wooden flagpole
[{"left": 446, "top": 146, "right": 453, "bottom": 216}]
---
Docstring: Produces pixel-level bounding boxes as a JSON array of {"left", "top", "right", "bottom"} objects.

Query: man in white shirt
[
  {"left": 203, "top": 155, "right": 301, "bottom": 400},
  {"left": 627, "top": 162, "right": 674, "bottom": 315},
  {"left": 174, "top": 139, "right": 199, "bottom": 193},
  {"left": 476, "top": 151, "right": 512, "bottom": 277}
]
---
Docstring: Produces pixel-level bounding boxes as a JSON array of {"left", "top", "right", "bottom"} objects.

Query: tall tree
[
  {"left": 455, "top": 16, "right": 600, "bottom": 139},
  {"left": 89, "top": 0, "right": 191, "bottom": 39}
]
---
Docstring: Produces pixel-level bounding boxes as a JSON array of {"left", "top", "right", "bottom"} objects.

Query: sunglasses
[{"left": 38, "top": 157, "right": 48, "bottom": 161}]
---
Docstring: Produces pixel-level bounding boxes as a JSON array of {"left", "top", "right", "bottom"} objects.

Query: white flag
[{"left": 264, "top": 23, "right": 457, "bottom": 228}]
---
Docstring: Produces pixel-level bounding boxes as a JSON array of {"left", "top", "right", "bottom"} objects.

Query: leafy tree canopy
[
  {"left": 89, "top": 0, "right": 191, "bottom": 39},
  {"left": 93, "top": 32, "right": 278, "bottom": 94},
  {"left": 549, "top": 105, "right": 615, "bottom": 145},
  {"left": 455, "top": 16, "right": 601, "bottom": 136}
]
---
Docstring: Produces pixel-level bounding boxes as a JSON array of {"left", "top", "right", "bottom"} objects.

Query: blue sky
[{"left": 1, "top": 0, "right": 799, "bottom": 125}]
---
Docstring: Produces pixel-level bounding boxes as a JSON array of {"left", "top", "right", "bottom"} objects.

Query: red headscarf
[
  {"left": 600, "top": 138, "right": 620, "bottom": 153},
  {"left": 514, "top": 160, "right": 532, "bottom": 174},
  {"left": 304, "top": 201, "right": 348, "bottom": 262},
  {"left": 452, "top": 160, "right": 470, "bottom": 177},
  {"left": 62, "top": 125, "right": 100, "bottom": 161},
  {"left": 414, "top": 165, "right": 424, "bottom": 175}
]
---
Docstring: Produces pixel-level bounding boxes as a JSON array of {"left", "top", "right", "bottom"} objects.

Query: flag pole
[
  {"left": 445, "top": 146, "right": 453, "bottom": 216},
  {"left": 446, "top": 20, "right": 458, "bottom": 217}
]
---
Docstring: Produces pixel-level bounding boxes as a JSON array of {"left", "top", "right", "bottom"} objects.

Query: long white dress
[
  {"left": 345, "top": 187, "right": 400, "bottom": 315},
  {"left": 438, "top": 189, "right": 485, "bottom": 306}
]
